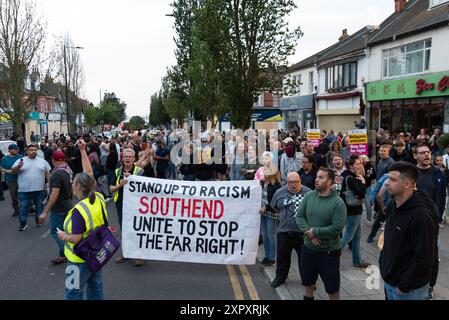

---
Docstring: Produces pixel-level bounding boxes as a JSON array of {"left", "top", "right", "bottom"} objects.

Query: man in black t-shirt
[{"left": 39, "top": 149, "right": 73, "bottom": 265}]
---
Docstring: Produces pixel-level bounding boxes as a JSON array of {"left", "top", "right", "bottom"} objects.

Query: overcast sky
[{"left": 40, "top": 0, "right": 395, "bottom": 119}]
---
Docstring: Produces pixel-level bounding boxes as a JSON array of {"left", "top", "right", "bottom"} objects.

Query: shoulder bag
[
  {"left": 343, "top": 176, "right": 363, "bottom": 207},
  {"left": 74, "top": 198, "right": 121, "bottom": 273}
]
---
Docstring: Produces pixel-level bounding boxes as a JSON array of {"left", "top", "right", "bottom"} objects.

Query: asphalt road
[{"left": 0, "top": 191, "right": 278, "bottom": 300}]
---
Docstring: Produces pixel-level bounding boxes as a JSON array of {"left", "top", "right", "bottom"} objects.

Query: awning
[{"left": 315, "top": 91, "right": 362, "bottom": 101}]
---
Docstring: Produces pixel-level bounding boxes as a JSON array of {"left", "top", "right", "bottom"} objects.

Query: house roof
[
  {"left": 368, "top": 0, "right": 449, "bottom": 46},
  {"left": 287, "top": 26, "right": 376, "bottom": 73},
  {"left": 317, "top": 26, "right": 375, "bottom": 62}
]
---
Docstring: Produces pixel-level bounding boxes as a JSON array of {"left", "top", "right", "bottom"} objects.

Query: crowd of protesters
[{"left": 0, "top": 125, "right": 447, "bottom": 300}]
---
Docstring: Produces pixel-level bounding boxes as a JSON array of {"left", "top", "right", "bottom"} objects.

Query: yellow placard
[{"left": 349, "top": 134, "right": 368, "bottom": 144}]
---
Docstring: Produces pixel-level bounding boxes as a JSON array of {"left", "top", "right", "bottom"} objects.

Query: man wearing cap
[
  {"left": 0, "top": 144, "right": 23, "bottom": 216},
  {"left": 11, "top": 144, "right": 51, "bottom": 231},
  {"left": 38, "top": 150, "right": 73, "bottom": 264}
]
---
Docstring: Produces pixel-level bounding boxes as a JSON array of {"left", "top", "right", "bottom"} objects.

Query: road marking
[
  {"left": 40, "top": 228, "right": 51, "bottom": 239},
  {"left": 226, "top": 265, "right": 244, "bottom": 300},
  {"left": 238, "top": 265, "right": 260, "bottom": 300}
]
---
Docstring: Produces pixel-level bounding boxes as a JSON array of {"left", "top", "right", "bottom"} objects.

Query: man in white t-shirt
[
  {"left": 100, "top": 137, "right": 110, "bottom": 171},
  {"left": 11, "top": 144, "right": 51, "bottom": 231}
]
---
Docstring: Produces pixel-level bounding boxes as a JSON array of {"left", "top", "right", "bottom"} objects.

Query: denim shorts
[{"left": 300, "top": 245, "right": 341, "bottom": 294}]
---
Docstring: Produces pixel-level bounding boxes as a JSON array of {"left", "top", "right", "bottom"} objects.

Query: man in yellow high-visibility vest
[{"left": 109, "top": 148, "right": 144, "bottom": 266}]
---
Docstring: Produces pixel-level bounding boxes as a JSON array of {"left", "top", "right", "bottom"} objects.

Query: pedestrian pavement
[{"left": 258, "top": 220, "right": 449, "bottom": 300}]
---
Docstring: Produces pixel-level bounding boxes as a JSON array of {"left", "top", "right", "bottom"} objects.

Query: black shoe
[
  {"left": 51, "top": 256, "right": 68, "bottom": 265},
  {"left": 35, "top": 223, "right": 42, "bottom": 228},
  {"left": 0, "top": 196, "right": 5, "bottom": 201},
  {"left": 18, "top": 225, "right": 28, "bottom": 231},
  {"left": 263, "top": 259, "right": 276, "bottom": 267},
  {"left": 12, "top": 210, "right": 18, "bottom": 217},
  {"left": 271, "top": 278, "right": 285, "bottom": 288}
]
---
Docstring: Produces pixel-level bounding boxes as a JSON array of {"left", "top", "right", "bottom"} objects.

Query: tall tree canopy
[
  {"left": 169, "top": 0, "right": 302, "bottom": 130},
  {"left": 0, "top": 0, "right": 47, "bottom": 135}
]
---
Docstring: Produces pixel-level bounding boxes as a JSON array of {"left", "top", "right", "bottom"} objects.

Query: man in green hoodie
[{"left": 296, "top": 167, "right": 347, "bottom": 300}]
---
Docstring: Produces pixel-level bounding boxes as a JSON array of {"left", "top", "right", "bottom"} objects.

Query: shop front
[
  {"left": 251, "top": 109, "right": 283, "bottom": 131},
  {"left": 366, "top": 71, "right": 449, "bottom": 136},
  {"left": 279, "top": 95, "right": 315, "bottom": 132}
]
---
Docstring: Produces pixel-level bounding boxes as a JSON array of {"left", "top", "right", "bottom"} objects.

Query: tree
[
  {"left": 57, "top": 33, "right": 85, "bottom": 134},
  {"left": 103, "top": 92, "right": 127, "bottom": 123},
  {"left": 163, "top": 91, "right": 188, "bottom": 128},
  {"left": 187, "top": 0, "right": 229, "bottom": 127},
  {"left": 182, "top": 0, "right": 302, "bottom": 129},
  {"left": 149, "top": 91, "right": 170, "bottom": 128},
  {"left": 99, "top": 102, "right": 123, "bottom": 127},
  {"left": 0, "top": 0, "right": 47, "bottom": 135},
  {"left": 128, "top": 116, "right": 146, "bottom": 131},
  {"left": 83, "top": 105, "right": 100, "bottom": 129}
]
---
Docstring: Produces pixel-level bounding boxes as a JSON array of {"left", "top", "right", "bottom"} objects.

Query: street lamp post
[{"left": 63, "top": 45, "right": 84, "bottom": 135}]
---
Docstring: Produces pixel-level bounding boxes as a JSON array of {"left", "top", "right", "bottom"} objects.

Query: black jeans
[
  {"left": 368, "top": 211, "right": 386, "bottom": 239},
  {"left": 275, "top": 232, "right": 303, "bottom": 281}
]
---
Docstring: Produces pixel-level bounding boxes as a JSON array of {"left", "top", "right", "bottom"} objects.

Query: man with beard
[
  {"left": 413, "top": 143, "right": 445, "bottom": 299},
  {"left": 380, "top": 161, "right": 437, "bottom": 300},
  {"left": 109, "top": 148, "right": 145, "bottom": 267},
  {"left": 39, "top": 138, "right": 54, "bottom": 168},
  {"left": 38, "top": 150, "right": 73, "bottom": 264},
  {"left": 11, "top": 144, "right": 51, "bottom": 231},
  {"left": 64, "top": 139, "right": 82, "bottom": 175},
  {"left": 296, "top": 167, "right": 347, "bottom": 300}
]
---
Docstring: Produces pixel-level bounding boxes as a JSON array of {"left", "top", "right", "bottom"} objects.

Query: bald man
[{"left": 269, "top": 172, "right": 312, "bottom": 288}]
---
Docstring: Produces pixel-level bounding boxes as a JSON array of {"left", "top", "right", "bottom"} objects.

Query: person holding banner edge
[
  {"left": 109, "top": 148, "right": 145, "bottom": 266},
  {"left": 56, "top": 139, "right": 107, "bottom": 300}
]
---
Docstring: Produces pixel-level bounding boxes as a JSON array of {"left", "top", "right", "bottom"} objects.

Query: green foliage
[
  {"left": 99, "top": 102, "right": 123, "bottom": 127},
  {"left": 102, "top": 92, "right": 127, "bottom": 123},
  {"left": 149, "top": 92, "right": 170, "bottom": 128},
  {"left": 128, "top": 116, "right": 146, "bottom": 131},
  {"left": 169, "top": 0, "right": 302, "bottom": 130},
  {"left": 438, "top": 134, "right": 449, "bottom": 149},
  {"left": 163, "top": 91, "right": 188, "bottom": 127},
  {"left": 83, "top": 106, "right": 100, "bottom": 128}
]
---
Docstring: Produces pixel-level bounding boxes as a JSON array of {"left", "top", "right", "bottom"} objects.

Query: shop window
[
  {"left": 402, "top": 108, "right": 414, "bottom": 133},
  {"left": 392, "top": 109, "right": 402, "bottom": 134},
  {"left": 430, "top": 105, "right": 444, "bottom": 131},
  {"left": 370, "top": 108, "right": 380, "bottom": 130},
  {"left": 380, "top": 106, "right": 391, "bottom": 131}
]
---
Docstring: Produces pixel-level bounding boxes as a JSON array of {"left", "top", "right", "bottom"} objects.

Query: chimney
[
  {"left": 339, "top": 29, "right": 350, "bottom": 41},
  {"left": 395, "top": 0, "right": 407, "bottom": 13}
]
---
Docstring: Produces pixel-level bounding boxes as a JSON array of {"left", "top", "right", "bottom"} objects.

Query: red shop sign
[
  {"left": 438, "top": 76, "right": 449, "bottom": 93},
  {"left": 416, "top": 76, "right": 449, "bottom": 95}
]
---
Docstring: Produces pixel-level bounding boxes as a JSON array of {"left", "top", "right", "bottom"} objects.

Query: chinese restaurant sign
[{"left": 366, "top": 71, "right": 449, "bottom": 101}]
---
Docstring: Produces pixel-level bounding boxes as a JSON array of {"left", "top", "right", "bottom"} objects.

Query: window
[
  {"left": 429, "top": 0, "right": 449, "bottom": 8},
  {"left": 309, "top": 71, "right": 314, "bottom": 93},
  {"left": 325, "top": 62, "right": 357, "bottom": 91},
  {"left": 382, "top": 39, "right": 431, "bottom": 78}
]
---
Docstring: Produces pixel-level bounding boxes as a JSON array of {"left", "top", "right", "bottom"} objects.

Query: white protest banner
[{"left": 122, "top": 176, "right": 262, "bottom": 265}]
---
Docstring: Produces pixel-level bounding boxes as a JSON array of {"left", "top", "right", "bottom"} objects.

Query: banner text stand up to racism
[{"left": 122, "top": 176, "right": 262, "bottom": 265}]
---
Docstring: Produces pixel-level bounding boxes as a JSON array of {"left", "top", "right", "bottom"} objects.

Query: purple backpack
[{"left": 73, "top": 197, "right": 120, "bottom": 273}]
